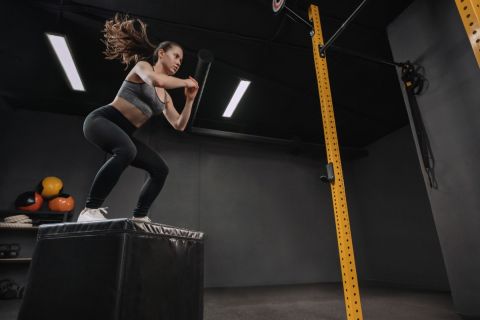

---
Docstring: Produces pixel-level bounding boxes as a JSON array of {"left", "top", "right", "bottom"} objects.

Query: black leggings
[{"left": 83, "top": 105, "right": 169, "bottom": 217}]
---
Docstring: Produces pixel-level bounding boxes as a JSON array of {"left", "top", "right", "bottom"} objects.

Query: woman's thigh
[{"left": 83, "top": 115, "right": 136, "bottom": 155}]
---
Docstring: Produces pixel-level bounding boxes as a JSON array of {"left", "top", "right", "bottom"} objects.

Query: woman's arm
[
  {"left": 132, "top": 61, "right": 196, "bottom": 89},
  {"left": 162, "top": 80, "right": 198, "bottom": 131}
]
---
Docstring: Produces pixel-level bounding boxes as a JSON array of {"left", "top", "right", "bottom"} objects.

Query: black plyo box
[{"left": 18, "top": 218, "right": 204, "bottom": 320}]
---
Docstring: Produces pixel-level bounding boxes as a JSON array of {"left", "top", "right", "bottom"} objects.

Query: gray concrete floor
[
  {"left": 204, "top": 283, "right": 460, "bottom": 320},
  {"left": 1, "top": 283, "right": 460, "bottom": 320}
]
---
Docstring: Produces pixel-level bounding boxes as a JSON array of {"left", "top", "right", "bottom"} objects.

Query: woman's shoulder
[
  {"left": 136, "top": 60, "right": 153, "bottom": 68},
  {"left": 125, "top": 60, "right": 153, "bottom": 83}
]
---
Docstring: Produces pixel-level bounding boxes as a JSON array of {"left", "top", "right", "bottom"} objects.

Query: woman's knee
[
  {"left": 115, "top": 145, "right": 137, "bottom": 164},
  {"left": 150, "top": 161, "right": 169, "bottom": 180}
]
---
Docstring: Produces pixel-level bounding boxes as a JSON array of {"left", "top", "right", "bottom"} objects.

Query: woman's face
[{"left": 159, "top": 45, "right": 183, "bottom": 76}]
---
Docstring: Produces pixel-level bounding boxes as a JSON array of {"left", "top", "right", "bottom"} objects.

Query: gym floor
[{"left": 1, "top": 283, "right": 460, "bottom": 320}]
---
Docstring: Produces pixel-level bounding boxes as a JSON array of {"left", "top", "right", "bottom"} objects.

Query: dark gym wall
[
  {"left": 388, "top": 0, "right": 480, "bottom": 317},
  {"left": 0, "top": 108, "right": 105, "bottom": 212},
  {"left": 0, "top": 98, "right": 13, "bottom": 144},
  {"left": 349, "top": 125, "right": 449, "bottom": 291}
]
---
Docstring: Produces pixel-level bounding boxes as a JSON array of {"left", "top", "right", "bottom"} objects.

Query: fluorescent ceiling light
[
  {"left": 46, "top": 33, "right": 85, "bottom": 91},
  {"left": 222, "top": 80, "right": 251, "bottom": 118}
]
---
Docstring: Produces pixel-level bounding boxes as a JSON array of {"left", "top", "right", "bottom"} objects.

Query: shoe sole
[{"left": 77, "top": 216, "right": 108, "bottom": 222}]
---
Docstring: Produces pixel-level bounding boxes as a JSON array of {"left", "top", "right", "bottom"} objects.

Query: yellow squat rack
[
  {"left": 454, "top": 0, "right": 480, "bottom": 67},
  {"left": 308, "top": 4, "right": 364, "bottom": 320}
]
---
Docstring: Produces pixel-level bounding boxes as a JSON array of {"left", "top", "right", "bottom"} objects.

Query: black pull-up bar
[
  {"left": 319, "top": 0, "right": 369, "bottom": 57},
  {"left": 328, "top": 45, "right": 405, "bottom": 68}
]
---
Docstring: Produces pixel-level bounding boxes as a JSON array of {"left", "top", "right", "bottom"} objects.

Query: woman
[{"left": 77, "top": 14, "right": 199, "bottom": 223}]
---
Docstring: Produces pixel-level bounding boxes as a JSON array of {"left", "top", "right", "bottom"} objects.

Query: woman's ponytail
[{"left": 101, "top": 13, "right": 155, "bottom": 68}]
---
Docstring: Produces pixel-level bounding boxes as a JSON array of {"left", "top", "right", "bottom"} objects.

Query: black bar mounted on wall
[{"left": 187, "top": 49, "right": 214, "bottom": 132}]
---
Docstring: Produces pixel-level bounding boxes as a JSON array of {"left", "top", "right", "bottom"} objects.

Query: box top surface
[{"left": 38, "top": 218, "right": 204, "bottom": 240}]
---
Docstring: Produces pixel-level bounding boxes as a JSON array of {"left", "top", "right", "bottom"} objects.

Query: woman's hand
[
  {"left": 184, "top": 76, "right": 199, "bottom": 101},
  {"left": 184, "top": 76, "right": 199, "bottom": 89}
]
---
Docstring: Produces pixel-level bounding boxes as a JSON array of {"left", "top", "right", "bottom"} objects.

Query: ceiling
[{"left": 0, "top": 0, "right": 414, "bottom": 149}]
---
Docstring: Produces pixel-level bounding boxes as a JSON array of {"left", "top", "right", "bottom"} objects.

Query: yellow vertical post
[
  {"left": 454, "top": 0, "right": 480, "bottom": 67},
  {"left": 308, "top": 5, "right": 364, "bottom": 320}
]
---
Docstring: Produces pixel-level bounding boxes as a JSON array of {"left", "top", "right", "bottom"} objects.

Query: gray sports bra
[{"left": 116, "top": 66, "right": 166, "bottom": 118}]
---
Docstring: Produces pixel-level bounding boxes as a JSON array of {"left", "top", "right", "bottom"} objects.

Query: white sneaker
[
  {"left": 77, "top": 207, "right": 108, "bottom": 222},
  {"left": 131, "top": 216, "right": 152, "bottom": 223}
]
